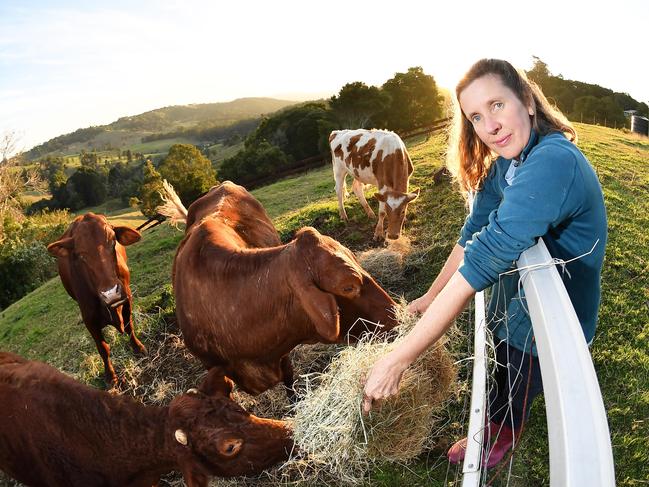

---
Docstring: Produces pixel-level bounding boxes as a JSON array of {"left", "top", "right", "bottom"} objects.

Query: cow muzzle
[{"left": 99, "top": 284, "right": 126, "bottom": 308}]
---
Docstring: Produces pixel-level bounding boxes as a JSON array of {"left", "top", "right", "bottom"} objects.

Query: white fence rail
[
  {"left": 462, "top": 237, "right": 615, "bottom": 486},
  {"left": 461, "top": 289, "right": 487, "bottom": 485}
]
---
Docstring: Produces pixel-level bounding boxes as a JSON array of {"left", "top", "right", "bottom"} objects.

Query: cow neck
[
  {"left": 385, "top": 162, "right": 410, "bottom": 193},
  {"left": 108, "top": 396, "right": 177, "bottom": 473}
]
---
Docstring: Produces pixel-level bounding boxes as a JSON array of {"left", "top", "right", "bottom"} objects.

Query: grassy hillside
[
  {"left": 0, "top": 124, "right": 647, "bottom": 486},
  {"left": 24, "top": 97, "right": 298, "bottom": 160}
]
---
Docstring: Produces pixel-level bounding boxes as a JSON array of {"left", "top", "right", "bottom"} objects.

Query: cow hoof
[
  {"left": 132, "top": 342, "right": 148, "bottom": 356},
  {"left": 373, "top": 233, "right": 385, "bottom": 242},
  {"left": 105, "top": 374, "right": 119, "bottom": 389}
]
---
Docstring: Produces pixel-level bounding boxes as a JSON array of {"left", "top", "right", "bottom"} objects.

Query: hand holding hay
[{"left": 287, "top": 303, "right": 457, "bottom": 484}]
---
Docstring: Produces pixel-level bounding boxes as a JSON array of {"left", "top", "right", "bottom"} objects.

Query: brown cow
[
  {"left": 47, "top": 213, "right": 146, "bottom": 386},
  {"left": 157, "top": 180, "right": 398, "bottom": 396},
  {"left": 0, "top": 351, "right": 292, "bottom": 487},
  {"left": 329, "top": 129, "right": 419, "bottom": 240}
]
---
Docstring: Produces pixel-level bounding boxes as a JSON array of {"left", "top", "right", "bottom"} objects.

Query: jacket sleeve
[
  {"left": 458, "top": 165, "right": 502, "bottom": 248},
  {"left": 458, "top": 143, "right": 579, "bottom": 291}
]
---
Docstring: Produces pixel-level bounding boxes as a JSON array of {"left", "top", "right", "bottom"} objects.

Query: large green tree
[
  {"left": 158, "top": 144, "right": 216, "bottom": 205},
  {"left": 219, "top": 140, "right": 289, "bottom": 185},
  {"left": 250, "top": 102, "right": 335, "bottom": 160},
  {"left": 329, "top": 82, "right": 391, "bottom": 128},
  {"left": 66, "top": 166, "right": 107, "bottom": 208},
  {"left": 380, "top": 67, "right": 443, "bottom": 132}
]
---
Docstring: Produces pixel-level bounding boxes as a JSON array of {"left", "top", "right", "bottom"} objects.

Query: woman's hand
[
  {"left": 362, "top": 351, "right": 410, "bottom": 414},
  {"left": 407, "top": 294, "right": 433, "bottom": 314}
]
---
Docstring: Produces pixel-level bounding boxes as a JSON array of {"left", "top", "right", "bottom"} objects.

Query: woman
[{"left": 362, "top": 59, "right": 607, "bottom": 468}]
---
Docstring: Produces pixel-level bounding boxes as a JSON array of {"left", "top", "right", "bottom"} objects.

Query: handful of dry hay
[
  {"left": 356, "top": 237, "right": 411, "bottom": 290},
  {"left": 286, "top": 302, "right": 457, "bottom": 484}
]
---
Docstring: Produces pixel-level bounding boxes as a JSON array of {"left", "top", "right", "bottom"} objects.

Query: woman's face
[{"left": 459, "top": 74, "right": 534, "bottom": 160}]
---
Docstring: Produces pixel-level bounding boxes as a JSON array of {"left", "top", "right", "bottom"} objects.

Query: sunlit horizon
[{"left": 2, "top": 0, "right": 648, "bottom": 153}]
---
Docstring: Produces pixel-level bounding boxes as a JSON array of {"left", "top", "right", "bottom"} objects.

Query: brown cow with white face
[
  {"left": 47, "top": 213, "right": 145, "bottom": 386},
  {"left": 0, "top": 351, "right": 292, "bottom": 487},
  {"left": 329, "top": 129, "right": 419, "bottom": 240},
  {"left": 157, "top": 181, "right": 398, "bottom": 396}
]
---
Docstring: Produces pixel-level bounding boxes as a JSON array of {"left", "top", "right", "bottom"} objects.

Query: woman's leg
[{"left": 488, "top": 338, "right": 543, "bottom": 430}]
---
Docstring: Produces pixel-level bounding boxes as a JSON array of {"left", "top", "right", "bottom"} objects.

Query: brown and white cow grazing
[
  {"left": 0, "top": 351, "right": 292, "bottom": 487},
  {"left": 47, "top": 213, "right": 145, "bottom": 386},
  {"left": 157, "top": 180, "right": 398, "bottom": 396},
  {"left": 329, "top": 129, "right": 419, "bottom": 240}
]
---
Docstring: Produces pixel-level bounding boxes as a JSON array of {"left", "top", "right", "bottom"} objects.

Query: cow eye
[{"left": 343, "top": 286, "right": 355, "bottom": 293}]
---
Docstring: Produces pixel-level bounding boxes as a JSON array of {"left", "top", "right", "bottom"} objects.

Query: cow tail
[{"left": 157, "top": 180, "right": 188, "bottom": 226}]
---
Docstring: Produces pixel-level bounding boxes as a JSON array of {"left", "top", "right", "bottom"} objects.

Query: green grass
[
  {"left": 209, "top": 141, "right": 245, "bottom": 165},
  {"left": 78, "top": 198, "right": 148, "bottom": 228},
  {"left": 130, "top": 137, "right": 197, "bottom": 155},
  {"left": 0, "top": 124, "right": 647, "bottom": 486}
]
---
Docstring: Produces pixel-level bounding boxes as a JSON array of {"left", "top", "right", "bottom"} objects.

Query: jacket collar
[{"left": 513, "top": 128, "right": 538, "bottom": 166}]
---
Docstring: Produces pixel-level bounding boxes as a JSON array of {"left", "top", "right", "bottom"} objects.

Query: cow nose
[{"left": 100, "top": 284, "right": 124, "bottom": 306}]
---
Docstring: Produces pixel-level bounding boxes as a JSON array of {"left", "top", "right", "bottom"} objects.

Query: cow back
[
  {"left": 330, "top": 129, "right": 413, "bottom": 192},
  {"left": 185, "top": 181, "right": 280, "bottom": 248}
]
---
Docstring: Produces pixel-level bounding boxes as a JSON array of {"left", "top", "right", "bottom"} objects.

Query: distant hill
[{"left": 25, "top": 97, "right": 299, "bottom": 160}]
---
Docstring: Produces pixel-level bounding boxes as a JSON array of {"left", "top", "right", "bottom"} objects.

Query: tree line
[
  {"left": 526, "top": 57, "right": 648, "bottom": 128},
  {"left": 219, "top": 66, "right": 444, "bottom": 184}
]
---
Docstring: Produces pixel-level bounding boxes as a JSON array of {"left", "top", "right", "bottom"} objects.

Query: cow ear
[
  {"left": 406, "top": 188, "right": 420, "bottom": 202},
  {"left": 303, "top": 284, "right": 340, "bottom": 342},
  {"left": 114, "top": 226, "right": 141, "bottom": 246},
  {"left": 199, "top": 367, "right": 234, "bottom": 398},
  {"left": 374, "top": 192, "right": 387, "bottom": 202},
  {"left": 47, "top": 237, "right": 74, "bottom": 257},
  {"left": 295, "top": 280, "right": 340, "bottom": 342}
]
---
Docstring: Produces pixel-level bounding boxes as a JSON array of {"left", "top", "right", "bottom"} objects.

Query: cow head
[
  {"left": 169, "top": 385, "right": 293, "bottom": 480},
  {"left": 375, "top": 189, "right": 420, "bottom": 239},
  {"left": 47, "top": 213, "right": 141, "bottom": 307},
  {"left": 292, "top": 227, "right": 397, "bottom": 342},
  {"left": 336, "top": 269, "right": 399, "bottom": 340}
]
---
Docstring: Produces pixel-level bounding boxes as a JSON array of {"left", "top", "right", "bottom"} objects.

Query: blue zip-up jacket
[{"left": 457, "top": 129, "right": 607, "bottom": 354}]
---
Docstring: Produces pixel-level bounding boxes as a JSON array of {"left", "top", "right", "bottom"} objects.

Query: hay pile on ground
[
  {"left": 285, "top": 303, "right": 457, "bottom": 484},
  {"left": 356, "top": 237, "right": 411, "bottom": 291}
]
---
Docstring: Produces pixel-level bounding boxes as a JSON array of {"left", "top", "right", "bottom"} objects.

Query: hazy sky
[{"left": 2, "top": 0, "right": 648, "bottom": 152}]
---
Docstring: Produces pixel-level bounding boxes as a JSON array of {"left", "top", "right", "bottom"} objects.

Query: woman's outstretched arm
[{"left": 362, "top": 269, "right": 475, "bottom": 413}]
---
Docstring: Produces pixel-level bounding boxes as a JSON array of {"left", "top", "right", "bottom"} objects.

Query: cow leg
[
  {"left": 122, "top": 301, "right": 147, "bottom": 356},
  {"left": 374, "top": 202, "right": 386, "bottom": 241},
  {"left": 280, "top": 355, "right": 296, "bottom": 403},
  {"left": 181, "top": 468, "right": 208, "bottom": 487},
  {"left": 333, "top": 164, "right": 349, "bottom": 221},
  {"left": 88, "top": 325, "right": 118, "bottom": 387},
  {"left": 352, "top": 178, "right": 376, "bottom": 219}
]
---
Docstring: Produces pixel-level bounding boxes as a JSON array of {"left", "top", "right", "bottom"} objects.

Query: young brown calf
[
  {"left": 48, "top": 213, "right": 145, "bottom": 386},
  {"left": 158, "top": 181, "right": 398, "bottom": 397},
  {"left": 0, "top": 351, "right": 293, "bottom": 487}
]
